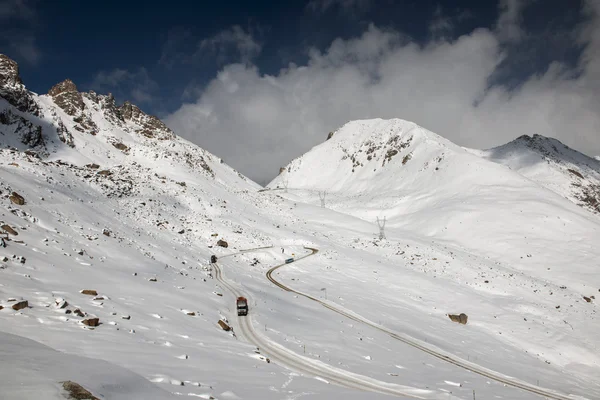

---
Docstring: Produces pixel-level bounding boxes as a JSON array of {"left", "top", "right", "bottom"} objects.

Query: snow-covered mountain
[
  {"left": 270, "top": 118, "right": 600, "bottom": 396},
  {"left": 2, "top": 53, "right": 600, "bottom": 400},
  {"left": 476, "top": 134, "right": 600, "bottom": 214}
]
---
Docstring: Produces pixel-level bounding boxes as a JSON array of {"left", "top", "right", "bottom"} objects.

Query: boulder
[
  {"left": 86, "top": 163, "right": 100, "bottom": 169},
  {"left": 82, "top": 317, "right": 99, "bottom": 327},
  {"left": 80, "top": 289, "right": 97, "bottom": 296},
  {"left": 448, "top": 313, "right": 468, "bottom": 325},
  {"left": 9, "top": 192, "right": 25, "bottom": 205},
  {"left": 217, "top": 239, "right": 228, "bottom": 248},
  {"left": 217, "top": 319, "right": 231, "bottom": 331},
  {"left": 112, "top": 142, "right": 128, "bottom": 151},
  {"left": 1, "top": 224, "right": 17, "bottom": 236},
  {"left": 12, "top": 300, "right": 28, "bottom": 311},
  {"left": 73, "top": 309, "right": 85, "bottom": 317},
  {"left": 62, "top": 381, "right": 100, "bottom": 400},
  {"left": 583, "top": 296, "right": 592, "bottom": 303}
]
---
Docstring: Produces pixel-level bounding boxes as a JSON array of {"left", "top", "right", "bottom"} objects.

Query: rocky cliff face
[
  {"left": 48, "top": 79, "right": 98, "bottom": 135},
  {"left": 0, "top": 53, "right": 221, "bottom": 182},
  {"left": 0, "top": 54, "right": 40, "bottom": 116},
  {"left": 119, "top": 101, "right": 174, "bottom": 140}
]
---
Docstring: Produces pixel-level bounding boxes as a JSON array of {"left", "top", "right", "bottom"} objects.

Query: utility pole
[
  {"left": 282, "top": 176, "right": 289, "bottom": 193},
  {"left": 377, "top": 216, "right": 386, "bottom": 240},
  {"left": 318, "top": 191, "right": 326, "bottom": 208}
]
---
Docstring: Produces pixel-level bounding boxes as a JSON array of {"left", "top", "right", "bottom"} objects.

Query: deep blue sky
[{"left": 1, "top": 0, "right": 582, "bottom": 117}]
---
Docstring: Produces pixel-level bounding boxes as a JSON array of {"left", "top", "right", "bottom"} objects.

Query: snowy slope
[
  {"left": 2, "top": 53, "right": 600, "bottom": 400},
  {"left": 270, "top": 118, "right": 600, "bottom": 397},
  {"left": 474, "top": 134, "right": 600, "bottom": 215}
]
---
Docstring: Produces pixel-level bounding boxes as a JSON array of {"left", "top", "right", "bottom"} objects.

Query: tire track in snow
[
  {"left": 212, "top": 253, "right": 435, "bottom": 399},
  {"left": 265, "top": 247, "right": 579, "bottom": 400}
]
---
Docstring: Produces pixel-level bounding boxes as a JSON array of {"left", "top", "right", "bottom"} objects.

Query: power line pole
[
  {"left": 377, "top": 216, "right": 386, "bottom": 240},
  {"left": 318, "top": 191, "right": 326, "bottom": 208}
]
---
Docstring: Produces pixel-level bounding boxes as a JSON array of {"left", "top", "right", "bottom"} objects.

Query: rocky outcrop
[
  {"left": 119, "top": 101, "right": 174, "bottom": 140},
  {"left": 0, "top": 108, "right": 45, "bottom": 148},
  {"left": 62, "top": 381, "right": 100, "bottom": 400},
  {"left": 49, "top": 79, "right": 98, "bottom": 135},
  {"left": 82, "top": 317, "right": 100, "bottom": 327},
  {"left": 11, "top": 300, "right": 28, "bottom": 311},
  {"left": 217, "top": 319, "right": 231, "bottom": 331},
  {"left": 1, "top": 224, "right": 18, "bottom": 235},
  {"left": 49, "top": 80, "right": 84, "bottom": 116},
  {"left": 0, "top": 54, "right": 40, "bottom": 115},
  {"left": 9, "top": 191, "right": 25, "bottom": 205},
  {"left": 85, "top": 91, "right": 124, "bottom": 127}
]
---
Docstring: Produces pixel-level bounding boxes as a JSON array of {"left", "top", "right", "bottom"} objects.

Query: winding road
[{"left": 214, "top": 246, "right": 578, "bottom": 400}]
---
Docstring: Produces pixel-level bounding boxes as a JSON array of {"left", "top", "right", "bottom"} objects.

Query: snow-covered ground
[{"left": 1, "top": 57, "right": 599, "bottom": 399}]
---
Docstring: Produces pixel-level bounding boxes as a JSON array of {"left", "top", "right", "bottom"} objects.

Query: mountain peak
[
  {"left": 482, "top": 134, "right": 600, "bottom": 214},
  {"left": 0, "top": 54, "right": 40, "bottom": 116},
  {"left": 48, "top": 79, "right": 86, "bottom": 117}
]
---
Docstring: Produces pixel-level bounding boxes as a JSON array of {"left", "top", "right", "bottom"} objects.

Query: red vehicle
[{"left": 236, "top": 297, "right": 248, "bottom": 316}]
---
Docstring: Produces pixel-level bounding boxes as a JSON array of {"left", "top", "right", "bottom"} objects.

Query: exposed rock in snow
[
  {"left": 478, "top": 134, "right": 600, "bottom": 214},
  {"left": 0, "top": 54, "right": 40, "bottom": 116},
  {"left": 119, "top": 101, "right": 174, "bottom": 140}
]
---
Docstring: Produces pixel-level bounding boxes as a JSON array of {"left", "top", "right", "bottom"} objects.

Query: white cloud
[
  {"left": 91, "top": 67, "right": 158, "bottom": 104},
  {"left": 199, "top": 25, "right": 262, "bottom": 65},
  {"left": 166, "top": 3, "right": 600, "bottom": 185}
]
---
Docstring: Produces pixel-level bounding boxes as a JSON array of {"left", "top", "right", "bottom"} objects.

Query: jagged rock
[
  {"left": 9, "top": 191, "right": 25, "bottom": 205},
  {"left": 217, "top": 239, "right": 228, "bottom": 248},
  {"left": 82, "top": 317, "right": 99, "bottom": 327},
  {"left": 0, "top": 109, "right": 45, "bottom": 148},
  {"left": 49, "top": 79, "right": 98, "bottom": 135},
  {"left": 112, "top": 142, "right": 129, "bottom": 151},
  {"left": 1, "top": 224, "right": 18, "bottom": 235},
  {"left": 73, "top": 308, "right": 85, "bottom": 317},
  {"left": 80, "top": 289, "right": 97, "bottom": 296},
  {"left": 55, "top": 299, "right": 68, "bottom": 309},
  {"left": 48, "top": 80, "right": 84, "bottom": 116},
  {"left": 448, "top": 313, "right": 468, "bottom": 325},
  {"left": 119, "top": 101, "right": 175, "bottom": 140},
  {"left": 0, "top": 54, "right": 40, "bottom": 115},
  {"left": 12, "top": 300, "right": 28, "bottom": 311},
  {"left": 55, "top": 118, "right": 75, "bottom": 147},
  {"left": 86, "top": 163, "right": 100, "bottom": 169},
  {"left": 217, "top": 320, "right": 231, "bottom": 331},
  {"left": 62, "top": 381, "right": 100, "bottom": 400}
]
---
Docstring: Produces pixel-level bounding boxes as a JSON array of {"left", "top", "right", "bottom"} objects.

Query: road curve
[
  {"left": 212, "top": 252, "right": 436, "bottom": 399},
  {"left": 265, "top": 247, "right": 578, "bottom": 400}
]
